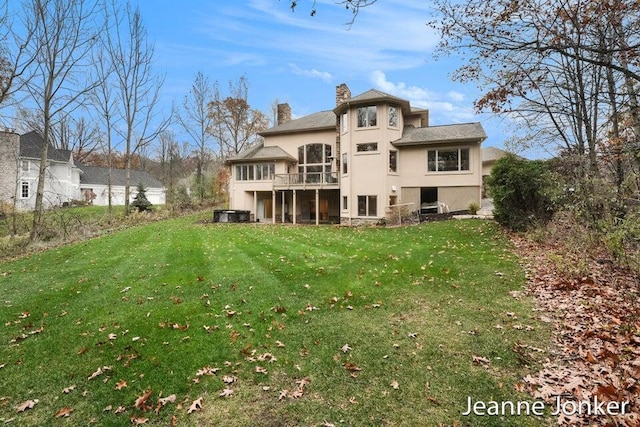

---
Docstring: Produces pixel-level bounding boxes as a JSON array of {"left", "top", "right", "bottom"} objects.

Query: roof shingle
[{"left": 392, "top": 123, "right": 487, "bottom": 146}]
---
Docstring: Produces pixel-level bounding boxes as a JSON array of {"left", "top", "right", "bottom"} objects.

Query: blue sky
[{"left": 134, "top": 0, "right": 539, "bottom": 156}]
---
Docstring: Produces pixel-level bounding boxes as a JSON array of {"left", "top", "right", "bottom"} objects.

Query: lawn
[{"left": 0, "top": 214, "right": 551, "bottom": 426}]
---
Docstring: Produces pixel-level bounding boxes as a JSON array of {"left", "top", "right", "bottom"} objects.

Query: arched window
[{"left": 297, "top": 144, "right": 332, "bottom": 183}]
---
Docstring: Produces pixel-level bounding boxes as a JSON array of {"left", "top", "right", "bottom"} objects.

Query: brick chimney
[
  {"left": 336, "top": 83, "right": 351, "bottom": 107},
  {"left": 277, "top": 103, "right": 292, "bottom": 125}
]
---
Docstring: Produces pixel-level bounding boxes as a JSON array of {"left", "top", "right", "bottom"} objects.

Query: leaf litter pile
[{"left": 511, "top": 234, "right": 640, "bottom": 426}]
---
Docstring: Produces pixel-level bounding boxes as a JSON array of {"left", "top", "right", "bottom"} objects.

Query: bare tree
[
  {"left": 0, "top": 0, "right": 36, "bottom": 113},
  {"left": 176, "top": 72, "right": 217, "bottom": 203},
  {"left": 104, "top": 0, "right": 169, "bottom": 214},
  {"left": 207, "top": 76, "right": 269, "bottom": 157},
  {"left": 20, "top": 0, "right": 102, "bottom": 241},
  {"left": 90, "top": 43, "right": 119, "bottom": 221},
  {"left": 287, "top": 0, "right": 377, "bottom": 25}
]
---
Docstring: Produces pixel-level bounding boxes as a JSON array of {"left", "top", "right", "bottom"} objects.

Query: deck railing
[{"left": 273, "top": 172, "right": 339, "bottom": 188}]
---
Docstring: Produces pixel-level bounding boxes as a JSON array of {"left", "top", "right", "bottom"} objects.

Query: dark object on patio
[{"left": 214, "top": 210, "right": 251, "bottom": 223}]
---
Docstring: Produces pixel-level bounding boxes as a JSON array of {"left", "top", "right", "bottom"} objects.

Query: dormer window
[{"left": 357, "top": 106, "right": 377, "bottom": 128}]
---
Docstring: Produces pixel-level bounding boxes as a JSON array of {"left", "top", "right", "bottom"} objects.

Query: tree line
[{"left": 0, "top": 0, "right": 269, "bottom": 241}]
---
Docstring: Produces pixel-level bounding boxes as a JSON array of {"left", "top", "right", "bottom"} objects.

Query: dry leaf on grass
[
  {"left": 134, "top": 389, "right": 153, "bottom": 410},
  {"left": 187, "top": 397, "right": 203, "bottom": 413},
  {"left": 54, "top": 407, "right": 73, "bottom": 418},
  {"left": 16, "top": 399, "right": 38, "bottom": 412},
  {"left": 219, "top": 388, "right": 234, "bottom": 398}
]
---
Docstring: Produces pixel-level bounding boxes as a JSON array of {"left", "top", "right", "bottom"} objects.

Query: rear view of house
[{"left": 226, "top": 83, "right": 487, "bottom": 224}]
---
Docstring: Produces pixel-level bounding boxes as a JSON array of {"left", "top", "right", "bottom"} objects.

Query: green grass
[{"left": 0, "top": 216, "right": 551, "bottom": 426}]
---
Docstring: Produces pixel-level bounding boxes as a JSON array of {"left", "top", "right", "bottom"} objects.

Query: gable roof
[
  {"left": 482, "top": 147, "right": 524, "bottom": 162},
  {"left": 226, "top": 142, "right": 297, "bottom": 164},
  {"left": 77, "top": 164, "right": 164, "bottom": 188},
  {"left": 334, "top": 89, "right": 411, "bottom": 114},
  {"left": 259, "top": 111, "right": 335, "bottom": 136},
  {"left": 392, "top": 123, "right": 487, "bottom": 146},
  {"left": 19, "top": 131, "right": 70, "bottom": 163}
]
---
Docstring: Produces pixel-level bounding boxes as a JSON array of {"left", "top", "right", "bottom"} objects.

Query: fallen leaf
[
  {"left": 158, "top": 394, "right": 176, "bottom": 406},
  {"left": 472, "top": 355, "right": 490, "bottom": 366},
  {"left": 255, "top": 366, "right": 268, "bottom": 374},
  {"left": 54, "top": 407, "right": 73, "bottom": 418},
  {"left": 341, "top": 344, "right": 352, "bottom": 353},
  {"left": 134, "top": 389, "right": 153, "bottom": 410},
  {"left": 219, "top": 388, "right": 234, "bottom": 398},
  {"left": 130, "top": 416, "right": 148, "bottom": 425},
  {"left": 222, "top": 375, "right": 237, "bottom": 384},
  {"left": 62, "top": 385, "right": 76, "bottom": 394},
  {"left": 187, "top": 397, "right": 203, "bottom": 413},
  {"left": 390, "top": 380, "right": 399, "bottom": 390},
  {"left": 343, "top": 361, "right": 361, "bottom": 372},
  {"left": 88, "top": 366, "right": 112, "bottom": 380},
  {"left": 16, "top": 399, "right": 38, "bottom": 412},
  {"left": 115, "top": 379, "right": 127, "bottom": 390}
]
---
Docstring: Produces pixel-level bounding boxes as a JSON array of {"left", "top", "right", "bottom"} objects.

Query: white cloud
[
  {"left": 369, "top": 70, "right": 477, "bottom": 123},
  {"left": 288, "top": 63, "right": 333, "bottom": 83}
]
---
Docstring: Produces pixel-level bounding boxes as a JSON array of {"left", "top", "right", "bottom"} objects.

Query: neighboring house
[
  {"left": 0, "top": 129, "right": 165, "bottom": 210},
  {"left": 226, "top": 84, "right": 487, "bottom": 224},
  {"left": 77, "top": 164, "right": 165, "bottom": 206},
  {"left": 0, "top": 130, "right": 82, "bottom": 210}
]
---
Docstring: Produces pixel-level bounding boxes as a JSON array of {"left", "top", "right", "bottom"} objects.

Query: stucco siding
[{"left": 438, "top": 186, "right": 480, "bottom": 212}]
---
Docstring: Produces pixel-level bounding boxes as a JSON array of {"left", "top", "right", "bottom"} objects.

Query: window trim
[
  {"left": 356, "top": 142, "right": 378, "bottom": 153},
  {"left": 342, "top": 152, "right": 348, "bottom": 175},
  {"left": 426, "top": 147, "right": 472, "bottom": 173},
  {"left": 388, "top": 150, "right": 398, "bottom": 174},
  {"left": 356, "top": 105, "right": 378, "bottom": 128},
  {"left": 235, "top": 163, "right": 275, "bottom": 181},
  {"left": 388, "top": 105, "right": 398, "bottom": 128},
  {"left": 20, "top": 181, "right": 30, "bottom": 199},
  {"left": 357, "top": 195, "right": 378, "bottom": 217},
  {"left": 21, "top": 160, "right": 30, "bottom": 172},
  {"left": 341, "top": 112, "right": 348, "bottom": 134}
]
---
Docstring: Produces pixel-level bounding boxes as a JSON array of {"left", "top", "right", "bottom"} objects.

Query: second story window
[
  {"left": 389, "top": 150, "right": 397, "bottom": 173},
  {"left": 427, "top": 148, "right": 470, "bottom": 172},
  {"left": 298, "top": 143, "right": 332, "bottom": 183},
  {"left": 389, "top": 106, "right": 398, "bottom": 127},
  {"left": 357, "top": 106, "right": 377, "bottom": 128},
  {"left": 21, "top": 160, "right": 29, "bottom": 172},
  {"left": 356, "top": 142, "right": 378, "bottom": 152}
]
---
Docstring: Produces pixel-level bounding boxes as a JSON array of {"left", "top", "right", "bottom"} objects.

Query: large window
[
  {"left": 389, "top": 150, "right": 397, "bottom": 173},
  {"left": 20, "top": 181, "right": 29, "bottom": 198},
  {"left": 388, "top": 106, "right": 398, "bottom": 127},
  {"left": 357, "top": 106, "right": 377, "bottom": 128},
  {"left": 358, "top": 195, "right": 377, "bottom": 217},
  {"left": 298, "top": 143, "right": 332, "bottom": 183},
  {"left": 427, "top": 148, "right": 470, "bottom": 172},
  {"left": 236, "top": 163, "right": 274, "bottom": 181}
]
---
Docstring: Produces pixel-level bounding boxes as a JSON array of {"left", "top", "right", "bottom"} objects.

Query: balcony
[{"left": 273, "top": 172, "right": 339, "bottom": 189}]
